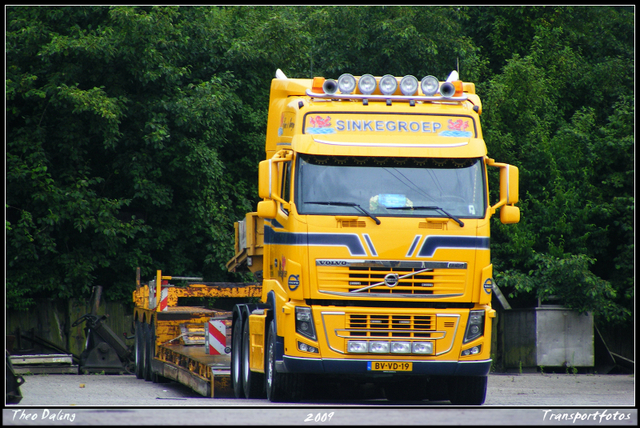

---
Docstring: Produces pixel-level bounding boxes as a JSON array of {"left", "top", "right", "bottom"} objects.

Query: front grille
[
  {"left": 345, "top": 314, "right": 435, "bottom": 338},
  {"left": 317, "top": 260, "right": 467, "bottom": 298},
  {"left": 347, "top": 266, "right": 435, "bottom": 295}
]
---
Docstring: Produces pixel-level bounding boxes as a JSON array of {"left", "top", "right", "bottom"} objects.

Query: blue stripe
[
  {"left": 417, "top": 236, "right": 490, "bottom": 257},
  {"left": 264, "top": 226, "right": 367, "bottom": 256},
  {"left": 406, "top": 235, "right": 421, "bottom": 257},
  {"left": 363, "top": 234, "right": 377, "bottom": 257}
]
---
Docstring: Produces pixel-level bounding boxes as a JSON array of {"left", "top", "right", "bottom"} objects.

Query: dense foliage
[{"left": 6, "top": 6, "right": 633, "bottom": 325}]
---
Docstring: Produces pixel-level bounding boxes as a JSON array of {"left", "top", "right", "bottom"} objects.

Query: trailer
[{"left": 132, "top": 268, "right": 260, "bottom": 397}]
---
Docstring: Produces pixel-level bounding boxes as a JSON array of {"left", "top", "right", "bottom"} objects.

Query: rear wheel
[
  {"left": 231, "top": 316, "right": 244, "bottom": 398},
  {"left": 242, "top": 319, "right": 265, "bottom": 398},
  {"left": 265, "top": 321, "right": 302, "bottom": 402},
  {"left": 448, "top": 375, "right": 487, "bottom": 405}
]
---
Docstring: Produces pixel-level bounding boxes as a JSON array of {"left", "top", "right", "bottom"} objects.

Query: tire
[
  {"left": 143, "top": 322, "right": 153, "bottom": 382},
  {"left": 242, "top": 319, "right": 265, "bottom": 398},
  {"left": 448, "top": 375, "right": 487, "bottom": 405},
  {"left": 231, "top": 316, "right": 245, "bottom": 398},
  {"left": 265, "top": 321, "right": 302, "bottom": 402},
  {"left": 135, "top": 320, "right": 144, "bottom": 379}
]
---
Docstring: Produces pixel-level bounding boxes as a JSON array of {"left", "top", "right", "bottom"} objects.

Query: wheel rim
[
  {"left": 242, "top": 329, "right": 250, "bottom": 384},
  {"left": 232, "top": 323, "right": 241, "bottom": 385},
  {"left": 266, "top": 336, "right": 274, "bottom": 390}
]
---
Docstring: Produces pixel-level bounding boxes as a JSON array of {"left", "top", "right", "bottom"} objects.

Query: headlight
[
  {"left": 379, "top": 74, "right": 398, "bottom": 96},
  {"left": 420, "top": 75, "right": 439, "bottom": 96},
  {"left": 400, "top": 75, "right": 419, "bottom": 96},
  {"left": 463, "top": 310, "right": 485, "bottom": 343},
  {"left": 338, "top": 73, "right": 357, "bottom": 94},
  {"left": 347, "top": 341, "right": 368, "bottom": 353},
  {"left": 412, "top": 342, "right": 434, "bottom": 354},
  {"left": 390, "top": 342, "right": 412, "bottom": 354},
  {"left": 358, "top": 74, "right": 377, "bottom": 95},
  {"left": 295, "top": 307, "right": 317, "bottom": 340},
  {"left": 368, "top": 341, "right": 390, "bottom": 353}
]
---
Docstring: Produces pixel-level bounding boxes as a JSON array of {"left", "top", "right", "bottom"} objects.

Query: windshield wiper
[
  {"left": 307, "top": 201, "right": 381, "bottom": 225},
  {"left": 388, "top": 206, "right": 464, "bottom": 227}
]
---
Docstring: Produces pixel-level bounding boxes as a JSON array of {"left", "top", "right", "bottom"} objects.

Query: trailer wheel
[
  {"left": 231, "top": 317, "right": 244, "bottom": 398},
  {"left": 448, "top": 375, "right": 487, "bottom": 405},
  {"left": 265, "top": 321, "right": 302, "bottom": 402},
  {"left": 134, "top": 320, "right": 144, "bottom": 379},
  {"left": 242, "top": 319, "right": 265, "bottom": 398}
]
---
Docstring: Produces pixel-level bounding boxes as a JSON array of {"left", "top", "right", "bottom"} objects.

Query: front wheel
[
  {"left": 231, "top": 317, "right": 244, "bottom": 398},
  {"left": 265, "top": 321, "right": 302, "bottom": 402}
]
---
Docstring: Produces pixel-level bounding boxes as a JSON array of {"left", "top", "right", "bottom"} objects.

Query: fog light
[
  {"left": 347, "top": 341, "right": 368, "bottom": 353},
  {"left": 298, "top": 341, "right": 319, "bottom": 353},
  {"left": 412, "top": 342, "right": 433, "bottom": 354},
  {"left": 461, "top": 345, "right": 481, "bottom": 356},
  {"left": 390, "top": 342, "right": 412, "bottom": 354},
  {"left": 369, "top": 341, "right": 390, "bottom": 353}
]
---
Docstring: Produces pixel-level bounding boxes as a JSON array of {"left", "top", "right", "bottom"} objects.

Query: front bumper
[{"left": 280, "top": 355, "right": 492, "bottom": 376}]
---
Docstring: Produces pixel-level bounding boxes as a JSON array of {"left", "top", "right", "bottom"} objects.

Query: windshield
[{"left": 296, "top": 155, "right": 486, "bottom": 219}]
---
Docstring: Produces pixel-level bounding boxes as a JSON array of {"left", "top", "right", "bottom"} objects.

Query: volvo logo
[{"left": 384, "top": 273, "right": 400, "bottom": 288}]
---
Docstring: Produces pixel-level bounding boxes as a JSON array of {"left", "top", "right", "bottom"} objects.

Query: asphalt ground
[{"left": 4, "top": 373, "right": 637, "bottom": 425}]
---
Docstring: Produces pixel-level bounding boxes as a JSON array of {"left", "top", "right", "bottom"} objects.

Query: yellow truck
[{"left": 133, "top": 69, "right": 520, "bottom": 404}]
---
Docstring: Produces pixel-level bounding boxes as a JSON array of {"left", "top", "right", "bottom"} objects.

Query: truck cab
[{"left": 228, "top": 70, "right": 519, "bottom": 404}]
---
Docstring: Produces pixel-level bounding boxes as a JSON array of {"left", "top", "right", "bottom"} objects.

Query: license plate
[{"left": 368, "top": 361, "right": 413, "bottom": 372}]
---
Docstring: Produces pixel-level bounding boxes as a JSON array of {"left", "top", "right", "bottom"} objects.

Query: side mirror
[
  {"left": 500, "top": 164, "right": 519, "bottom": 205},
  {"left": 500, "top": 205, "right": 520, "bottom": 224},
  {"left": 257, "top": 200, "right": 277, "bottom": 219},
  {"left": 258, "top": 160, "right": 275, "bottom": 200}
]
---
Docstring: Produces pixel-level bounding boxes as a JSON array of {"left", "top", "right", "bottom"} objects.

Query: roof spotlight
[
  {"left": 358, "top": 74, "right": 377, "bottom": 95},
  {"left": 421, "top": 75, "right": 439, "bottom": 96},
  {"left": 338, "top": 73, "right": 357, "bottom": 94},
  {"left": 400, "top": 75, "right": 419, "bottom": 96},
  {"left": 379, "top": 74, "right": 398, "bottom": 96}
]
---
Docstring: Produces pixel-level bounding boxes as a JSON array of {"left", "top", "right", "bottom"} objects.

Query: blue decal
[
  {"left": 363, "top": 234, "right": 378, "bottom": 257},
  {"left": 406, "top": 235, "right": 422, "bottom": 257},
  {"left": 264, "top": 226, "right": 367, "bottom": 256},
  {"left": 417, "top": 236, "right": 490, "bottom": 257},
  {"left": 288, "top": 275, "right": 300, "bottom": 291}
]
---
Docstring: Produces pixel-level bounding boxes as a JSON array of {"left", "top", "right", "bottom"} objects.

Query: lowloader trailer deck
[{"left": 132, "top": 269, "right": 260, "bottom": 397}]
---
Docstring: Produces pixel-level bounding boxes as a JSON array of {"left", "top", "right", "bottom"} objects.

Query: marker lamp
[
  {"left": 338, "top": 73, "right": 357, "bottom": 94},
  {"left": 379, "top": 74, "right": 398, "bottom": 96},
  {"left": 420, "top": 75, "right": 439, "bottom": 96},
  {"left": 358, "top": 74, "right": 377, "bottom": 95},
  {"left": 400, "top": 75, "right": 419, "bottom": 96}
]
